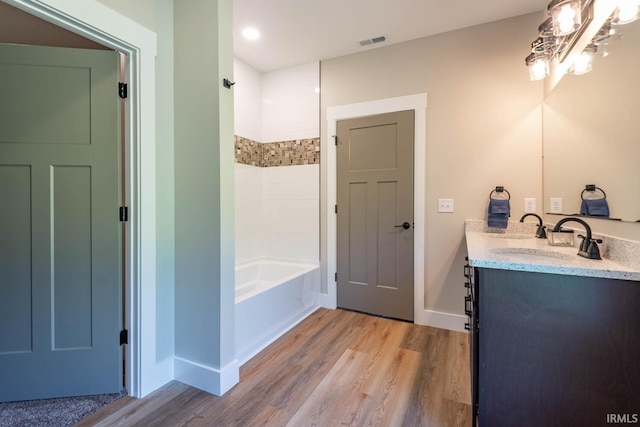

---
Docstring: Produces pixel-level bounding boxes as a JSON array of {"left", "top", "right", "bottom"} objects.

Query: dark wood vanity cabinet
[{"left": 470, "top": 267, "right": 640, "bottom": 427}]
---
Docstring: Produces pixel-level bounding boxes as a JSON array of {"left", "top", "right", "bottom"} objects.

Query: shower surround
[{"left": 233, "top": 58, "right": 321, "bottom": 366}]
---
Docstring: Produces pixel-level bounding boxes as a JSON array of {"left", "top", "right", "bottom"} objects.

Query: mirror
[{"left": 543, "top": 19, "right": 640, "bottom": 223}]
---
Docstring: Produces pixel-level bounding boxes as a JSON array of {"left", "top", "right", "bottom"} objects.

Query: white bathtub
[{"left": 235, "top": 259, "right": 320, "bottom": 365}]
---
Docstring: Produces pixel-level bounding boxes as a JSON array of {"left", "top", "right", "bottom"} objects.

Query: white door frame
[
  {"left": 324, "top": 94, "right": 427, "bottom": 323},
  {"left": 4, "top": 0, "right": 158, "bottom": 398}
]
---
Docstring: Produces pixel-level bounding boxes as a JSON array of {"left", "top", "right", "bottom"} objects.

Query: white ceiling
[
  {"left": 1, "top": 1, "right": 545, "bottom": 73},
  {"left": 234, "top": 0, "right": 544, "bottom": 72}
]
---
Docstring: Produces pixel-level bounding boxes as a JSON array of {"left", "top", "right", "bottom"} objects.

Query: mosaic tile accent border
[
  {"left": 234, "top": 136, "right": 263, "bottom": 167},
  {"left": 234, "top": 135, "right": 320, "bottom": 167}
]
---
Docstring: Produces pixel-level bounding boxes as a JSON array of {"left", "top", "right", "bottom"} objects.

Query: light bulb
[
  {"left": 532, "top": 59, "right": 550, "bottom": 81},
  {"left": 572, "top": 51, "right": 593, "bottom": 75},
  {"left": 526, "top": 53, "right": 550, "bottom": 81},
  {"left": 615, "top": 0, "right": 640, "bottom": 24},
  {"left": 549, "top": 0, "right": 582, "bottom": 36},
  {"left": 558, "top": 5, "right": 577, "bottom": 32}
]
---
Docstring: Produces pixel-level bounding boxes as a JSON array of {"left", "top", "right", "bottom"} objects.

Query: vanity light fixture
[
  {"left": 524, "top": 3, "right": 589, "bottom": 81},
  {"left": 612, "top": 0, "right": 640, "bottom": 25},
  {"left": 548, "top": 0, "right": 583, "bottom": 36},
  {"left": 524, "top": 0, "right": 630, "bottom": 81}
]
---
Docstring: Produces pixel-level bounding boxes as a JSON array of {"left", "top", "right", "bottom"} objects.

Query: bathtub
[{"left": 235, "top": 259, "right": 320, "bottom": 365}]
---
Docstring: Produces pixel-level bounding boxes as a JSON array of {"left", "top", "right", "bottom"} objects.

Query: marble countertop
[{"left": 465, "top": 221, "right": 640, "bottom": 282}]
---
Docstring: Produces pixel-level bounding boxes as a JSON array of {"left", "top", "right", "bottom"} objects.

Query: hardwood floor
[{"left": 75, "top": 308, "right": 471, "bottom": 427}]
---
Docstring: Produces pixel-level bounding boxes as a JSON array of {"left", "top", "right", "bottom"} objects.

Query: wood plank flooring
[{"left": 75, "top": 308, "right": 471, "bottom": 427}]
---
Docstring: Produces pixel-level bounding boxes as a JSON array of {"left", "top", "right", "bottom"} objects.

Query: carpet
[{"left": 0, "top": 391, "right": 125, "bottom": 427}]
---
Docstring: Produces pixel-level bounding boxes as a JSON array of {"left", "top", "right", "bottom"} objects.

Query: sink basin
[
  {"left": 484, "top": 234, "right": 533, "bottom": 240},
  {"left": 490, "top": 247, "right": 574, "bottom": 261}
]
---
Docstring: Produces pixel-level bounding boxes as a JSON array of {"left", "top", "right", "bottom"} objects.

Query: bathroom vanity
[{"left": 464, "top": 221, "right": 640, "bottom": 427}]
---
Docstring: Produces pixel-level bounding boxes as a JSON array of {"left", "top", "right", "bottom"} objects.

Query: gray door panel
[
  {"left": 0, "top": 44, "right": 121, "bottom": 402},
  {"left": 337, "top": 110, "right": 414, "bottom": 321}
]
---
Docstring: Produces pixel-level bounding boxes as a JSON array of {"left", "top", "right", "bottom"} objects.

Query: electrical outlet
[
  {"left": 524, "top": 198, "right": 536, "bottom": 213},
  {"left": 438, "top": 198, "right": 454, "bottom": 213},
  {"left": 550, "top": 198, "right": 563, "bottom": 214}
]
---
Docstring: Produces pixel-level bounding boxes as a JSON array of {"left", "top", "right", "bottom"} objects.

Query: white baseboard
[
  {"left": 174, "top": 356, "right": 240, "bottom": 396},
  {"left": 321, "top": 295, "right": 467, "bottom": 333},
  {"left": 416, "top": 309, "right": 468, "bottom": 333}
]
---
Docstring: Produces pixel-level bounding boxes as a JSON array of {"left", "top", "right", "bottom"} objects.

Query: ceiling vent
[{"left": 358, "top": 35, "right": 386, "bottom": 47}]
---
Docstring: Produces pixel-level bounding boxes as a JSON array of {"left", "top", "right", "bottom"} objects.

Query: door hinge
[
  {"left": 120, "top": 329, "right": 128, "bottom": 345},
  {"left": 118, "top": 82, "right": 128, "bottom": 99},
  {"left": 335, "top": 204, "right": 338, "bottom": 214},
  {"left": 333, "top": 135, "right": 338, "bottom": 146},
  {"left": 335, "top": 272, "right": 338, "bottom": 282},
  {"left": 119, "top": 206, "right": 128, "bottom": 222}
]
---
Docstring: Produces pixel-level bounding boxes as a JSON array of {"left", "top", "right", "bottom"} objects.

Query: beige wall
[{"left": 321, "top": 13, "right": 544, "bottom": 316}]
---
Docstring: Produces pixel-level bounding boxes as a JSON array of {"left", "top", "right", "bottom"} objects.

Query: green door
[{"left": 0, "top": 44, "right": 121, "bottom": 401}]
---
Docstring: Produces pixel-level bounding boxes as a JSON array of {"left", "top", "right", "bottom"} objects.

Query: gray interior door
[
  {"left": 336, "top": 110, "right": 414, "bottom": 321},
  {"left": 0, "top": 44, "right": 121, "bottom": 401}
]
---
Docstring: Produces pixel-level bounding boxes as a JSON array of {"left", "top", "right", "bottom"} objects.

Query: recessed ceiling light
[
  {"left": 242, "top": 28, "right": 260, "bottom": 40},
  {"left": 314, "top": 87, "right": 320, "bottom": 94}
]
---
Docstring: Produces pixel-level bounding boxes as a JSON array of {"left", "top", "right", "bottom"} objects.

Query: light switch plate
[
  {"left": 550, "top": 198, "right": 563, "bottom": 214},
  {"left": 438, "top": 198, "right": 454, "bottom": 213},
  {"left": 524, "top": 198, "right": 536, "bottom": 213}
]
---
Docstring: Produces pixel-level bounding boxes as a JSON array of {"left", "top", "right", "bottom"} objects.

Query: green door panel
[{"left": 0, "top": 44, "right": 121, "bottom": 402}]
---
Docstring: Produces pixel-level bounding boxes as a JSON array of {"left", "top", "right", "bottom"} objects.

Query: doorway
[{"left": 336, "top": 111, "right": 415, "bottom": 321}]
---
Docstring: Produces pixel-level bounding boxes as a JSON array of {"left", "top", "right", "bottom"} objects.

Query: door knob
[{"left": 395, "top": 222, "right": 411, "bottom": 230}]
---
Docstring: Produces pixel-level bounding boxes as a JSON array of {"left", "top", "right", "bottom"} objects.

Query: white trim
[
  {"left": 6, "top": 0, "right": 161, "bottom": 397},
  {"left": 174, "top": 357, "right": 240, "bottom": 396},
  {"left": 416, "top": 310, "right": 468, "bottom": 333},
  {"left": 324, "top": 94, "right": 427, "bottom": 323}
]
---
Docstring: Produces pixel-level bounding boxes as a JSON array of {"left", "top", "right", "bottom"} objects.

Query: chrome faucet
[
  {"left": 519, "top": 213, "right": 546, "bottom": 239},
  {"left": 552, "top": 217, "right": 602, "bottom": 260}
]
